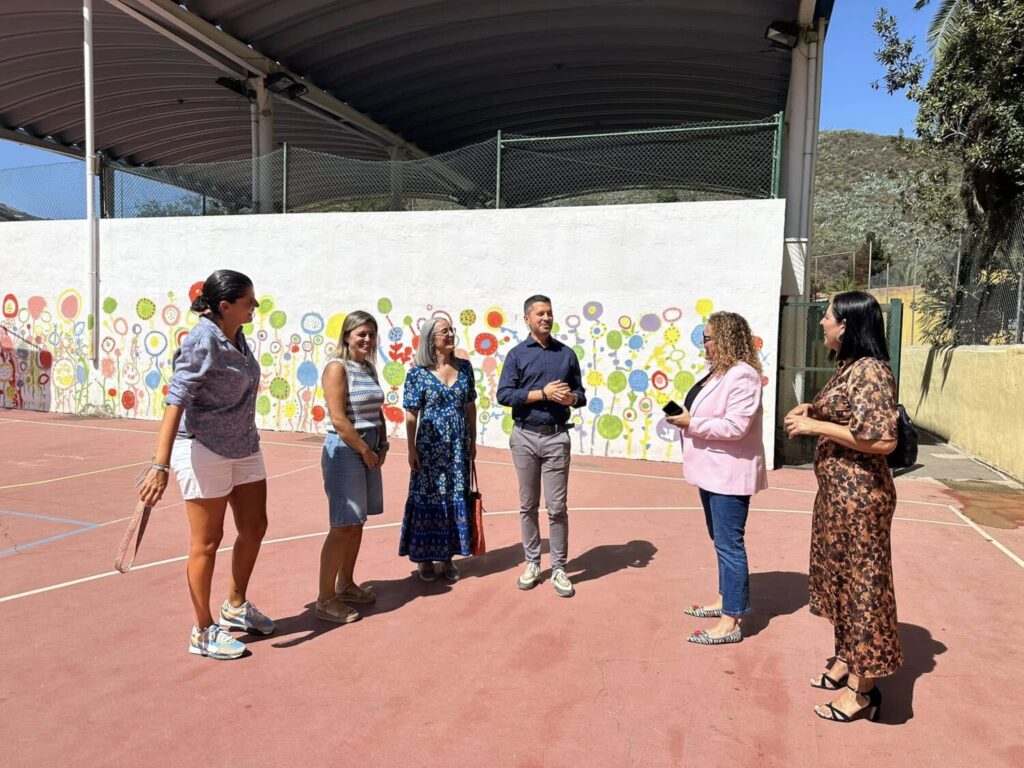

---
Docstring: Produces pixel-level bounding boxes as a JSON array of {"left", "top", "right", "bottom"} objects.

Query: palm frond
[{"left": 926, "top": 0, "right": 968, "bottom": 56}]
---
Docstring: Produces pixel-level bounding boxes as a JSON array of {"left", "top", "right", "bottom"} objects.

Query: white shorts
[{"left": 170, "top": 437, "right": 267, "bottom": 500}]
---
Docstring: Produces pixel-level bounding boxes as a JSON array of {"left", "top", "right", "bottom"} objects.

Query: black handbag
[{"left": 887, "top": 404, "right": 919, "bottom": 469}]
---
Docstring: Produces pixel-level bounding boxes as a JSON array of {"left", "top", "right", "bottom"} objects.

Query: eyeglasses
[
  {"left": 702, "top": 335, "right": 714, "bottom": 344},
  {"left": 433, "top": 329, "right": 455, "bottom": 337}
]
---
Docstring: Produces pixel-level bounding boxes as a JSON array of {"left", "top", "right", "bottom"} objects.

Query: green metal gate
[{"left": 775, "top": 299, "right": 904, "bottom": 466}]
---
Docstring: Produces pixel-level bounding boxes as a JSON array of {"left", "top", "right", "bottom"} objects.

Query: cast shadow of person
[
  {"left": 878, "top": 623, "right": 947, "bottom": 725},
  {"left": 256, "top": 542, "right": 529, "bottom": 648},
  {"left": 740, "top": 571, "right": 810, "bottom": 638},
  {"left": 565, "top": 540, "right": 658, "bottom": 585}
]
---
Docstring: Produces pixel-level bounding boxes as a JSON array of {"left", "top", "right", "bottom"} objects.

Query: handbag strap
[
  {"left": 470, "top": 460, "right": 479, "bottom": 494},
  {"left": 114, "top": 500, "right": 151, "bottom": 573}
]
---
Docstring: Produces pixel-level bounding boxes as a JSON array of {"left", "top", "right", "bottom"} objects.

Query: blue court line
[
  {"left": 0, "top": 509, "right": 99, "bottom": 528},
  {"left": 0, "top": 509, "right": 101, "bottom": 558}
]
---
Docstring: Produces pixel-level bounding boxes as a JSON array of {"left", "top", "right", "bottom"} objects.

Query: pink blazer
[{"left": 681, "top": 361, "right": 768, "bottom": 496}]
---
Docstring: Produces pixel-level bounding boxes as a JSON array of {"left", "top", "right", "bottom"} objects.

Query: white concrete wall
[{"left": 0, "top": 200, "right": 785, "bottom": 461}]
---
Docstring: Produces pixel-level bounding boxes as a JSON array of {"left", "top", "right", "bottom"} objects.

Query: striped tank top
[{"left": 326, "top": 358, "right": 383, "bottom": 430}]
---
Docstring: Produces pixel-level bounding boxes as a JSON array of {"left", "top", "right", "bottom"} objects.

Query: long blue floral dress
[{"left": 399, "top": 359, "right": 477, "bottom": 562}]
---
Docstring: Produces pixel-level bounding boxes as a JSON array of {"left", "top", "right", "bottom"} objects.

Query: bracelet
[
  {"left": 541, "top": 388, "right": 548, "bottom": 401},
  {"left": 150, "top": 463, "right": 170, "bottom": 473}
]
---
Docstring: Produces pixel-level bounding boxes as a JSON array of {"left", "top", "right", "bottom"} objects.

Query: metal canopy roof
[{"left": 1, "top": 1, "right": 829, "bottom": 167}]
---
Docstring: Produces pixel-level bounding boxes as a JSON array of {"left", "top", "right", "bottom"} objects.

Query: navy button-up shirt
[
  {"left": 497, "top": 336, "right": 586, "bottom": 427},
  {"left": 165, "top": 316, "right": 261, "bottom": 458}
]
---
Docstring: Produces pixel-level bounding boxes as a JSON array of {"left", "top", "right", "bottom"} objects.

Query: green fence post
[
  {"left": 772, "top": 111, "right": 784, "bottom": 198},
  {"left": 494, "top": 130, "right": 503, "bottom": 209},
  {"left": 887, "top": 299, "right": 903, "bottom": 388}
]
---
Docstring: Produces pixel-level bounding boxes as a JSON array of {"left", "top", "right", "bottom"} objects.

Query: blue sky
[
  {"left": 820, "top": 0, "right": 931, "bottom": 135},
  {"left": 0, "top": 1, "right": 933, "bottom": 171}
]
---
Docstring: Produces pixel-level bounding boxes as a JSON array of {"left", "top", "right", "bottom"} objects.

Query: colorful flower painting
[{"left": 1, "top": 289, "right": 772, "bottom": 461}]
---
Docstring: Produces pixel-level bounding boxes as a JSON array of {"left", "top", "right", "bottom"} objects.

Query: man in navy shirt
[{"left": 497, "top": 295, "right": 586, "bottom": 597}]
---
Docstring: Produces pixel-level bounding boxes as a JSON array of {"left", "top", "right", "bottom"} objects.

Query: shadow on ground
[
  {"left": 881, "top": 623, "right": 948, "bottom": 725},
  {"left": 244, "top": 539, "right": 659, "bottom": 646},
  {"left": 742, "top": 570, "right": 809, "bottom": 637}
]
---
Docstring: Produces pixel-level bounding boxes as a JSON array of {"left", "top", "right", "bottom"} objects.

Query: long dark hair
[
  {"left": 190, "top": 270, "right": 253, "bottom": 318},
  {"left": 831, "top": 291, "right": 890, "bottom": 362}
]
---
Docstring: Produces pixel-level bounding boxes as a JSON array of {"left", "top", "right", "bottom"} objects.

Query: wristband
[
  {"left": 151, "top": 463, "right": 170, "bottom": 473},
  {"left": 541, "top": 388, "right": 548, "bottom": 401}
]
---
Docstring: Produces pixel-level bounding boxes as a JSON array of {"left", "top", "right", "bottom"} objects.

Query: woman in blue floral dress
[{"left": 399, "top": 316, "right": 477, "bottom": 582}]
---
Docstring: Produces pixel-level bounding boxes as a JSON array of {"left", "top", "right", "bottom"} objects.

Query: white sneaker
[
  {"left": 517, "top": 562, "right": 542, "bottom": 590},
  {"left": 551, "top": 568, "right": 575, "bottom": 598},
  {"left": 219, "top": 600, "right": 276, "bottom": 635},
  {"left": 188, "top": 625, "right": 246, "bottom": 659}
]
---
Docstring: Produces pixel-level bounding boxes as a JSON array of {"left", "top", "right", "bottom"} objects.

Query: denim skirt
[{"left": 321, "top": 427, "right": 384, "bottom": 526}]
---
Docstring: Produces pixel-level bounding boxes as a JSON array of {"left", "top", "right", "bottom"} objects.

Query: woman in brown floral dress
[{"left": 784, "top": 291, "right": 900, "bottom": 723}]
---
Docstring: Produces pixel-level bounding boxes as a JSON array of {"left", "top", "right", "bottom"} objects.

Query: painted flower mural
[{"left": 0, "top": 289, "right": 770, "bottom": 461}]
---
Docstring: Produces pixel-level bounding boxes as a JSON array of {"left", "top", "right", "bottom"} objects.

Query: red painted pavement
[{"left": 1, "top": 410, "right": 1022, "bottom": 767}]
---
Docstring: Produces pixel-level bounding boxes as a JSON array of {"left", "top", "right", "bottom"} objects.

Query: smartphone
[{"left": 662, "top": 400, "right": 683, "bottom": 417}]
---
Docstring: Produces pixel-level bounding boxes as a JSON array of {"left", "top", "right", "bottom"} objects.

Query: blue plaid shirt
[{"left": 166, "top": 316, "right": 261, "bottom": 458}]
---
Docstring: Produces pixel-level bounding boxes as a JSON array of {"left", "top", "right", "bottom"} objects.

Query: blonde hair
[
  {"left": 335, "top": 310, "right": 379, "bottom": 372},
  {"left": 706, "top": 311, "right": 762, "bottom": 376}
]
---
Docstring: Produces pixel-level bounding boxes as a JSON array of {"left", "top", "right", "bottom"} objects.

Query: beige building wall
[
  {"left": 900, "top": 346, "right": 1024, "bottom": 481},
  {"left": 870, "top": 286, "right": 928, "bottom": 346}
]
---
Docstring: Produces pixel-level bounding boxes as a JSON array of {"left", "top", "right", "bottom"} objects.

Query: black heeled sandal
[
  {"left": 814, "top": 684, "right": 882, "bottom": 723},
  {"left": 810, "top": 660, "right": 849, "bottom": 690}
]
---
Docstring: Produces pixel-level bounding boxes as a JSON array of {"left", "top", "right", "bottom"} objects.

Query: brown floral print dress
[{"left": 808, "top": 356, "right": 903, "bottom": 678}]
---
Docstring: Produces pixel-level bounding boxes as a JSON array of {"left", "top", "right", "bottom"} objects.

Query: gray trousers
[{"left": 510, "top": 426, "right": 571, "bottom": 571}]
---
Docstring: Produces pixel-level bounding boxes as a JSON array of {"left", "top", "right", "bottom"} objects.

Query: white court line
[
  {"left": 944, "top": 503, "right": 1024, "bottom": 569},
  {"left": 0, "top": 461, "right": 151, "bottom": 491},
  {"left": 0, "top": 417, "right": 962, "bottom": 501},
  {"left": 763, "top": 485, "right": 956, "bottom": 510},
  {"left": 0, "top": 417, "right": 159, "bottom": 435},
  {"left": 1, "top": 416, "right": 689, "bottom": 476},
  {"left": 92, "top": 461, "right": 323, "bottom": 528},
  {"left": 2, "top": 411, "right": 974, "bottom": 501},
  {"left": 0, "top": 417, "right": 991, "bottom": 548},
  {"left": 0, "top": 417, "right": 324, "bottom": 450},
  {"left": 0, "top": 504, "right": 983, "bottom": 604}
]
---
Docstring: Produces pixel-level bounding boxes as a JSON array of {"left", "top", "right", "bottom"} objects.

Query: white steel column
[
  {"left": 84, "top": 0, "right": 100, "bottom": 366},
  {"left": 387, "top": 146, "right": 404, "bottom": 211},
  {"left": 777, "top": 0, "right": 827, "bottom": 455},
  {"left": 248, "top": 78, "right": 274, "bottom": 213}
]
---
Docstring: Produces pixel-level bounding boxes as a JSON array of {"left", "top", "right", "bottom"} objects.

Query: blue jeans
[{"left": 699, "top": 488, "right": 752, "bottom": 617}]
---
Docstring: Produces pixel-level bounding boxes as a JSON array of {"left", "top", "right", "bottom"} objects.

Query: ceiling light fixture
[{"left": 765, "top": 21, "right": 799, "bottom": 50}]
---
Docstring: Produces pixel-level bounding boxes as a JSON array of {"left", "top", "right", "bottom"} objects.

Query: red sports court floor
[{"left": 1, "top": 410, "right": 1022, "bottom": 767}]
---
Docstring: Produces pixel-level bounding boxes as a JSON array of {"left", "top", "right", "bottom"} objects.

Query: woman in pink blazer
[{"left": 666, "top": 311, "right": 767, "bottom": 645}]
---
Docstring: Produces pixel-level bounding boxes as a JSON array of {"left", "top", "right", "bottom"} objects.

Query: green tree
[
  {"left": 135, "top": 196, "right": 233, "bottom": 217},
  {"left": 874, "top": 0, "right": 1024, "bottom": 343}
]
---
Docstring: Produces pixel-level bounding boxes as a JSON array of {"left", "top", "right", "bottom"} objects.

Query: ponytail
[{"left": 191, "top": 270, "right": 252, "bottom": 318}]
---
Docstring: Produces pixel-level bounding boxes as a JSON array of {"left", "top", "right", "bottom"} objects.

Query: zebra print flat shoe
[
  {"left": 683, "top": 604, "right": 722, "bottom": 618},
  {"left": 686, "top": 627, "right": 742, "bottom": 645}
]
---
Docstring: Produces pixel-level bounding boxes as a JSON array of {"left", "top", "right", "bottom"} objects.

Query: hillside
[{"left": 813, "top": 130, "right": 960, "bottom": 288}]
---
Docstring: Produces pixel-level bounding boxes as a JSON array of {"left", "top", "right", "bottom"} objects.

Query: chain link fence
[
  {"left": 1, "top": 115, "right": 782, "bottom": 221},
  {"left": 922, "top": 197, "right": 1024, "bottom": 345},
  {"left": 497, "top": 118, "right": 780, "bottom": 208}
]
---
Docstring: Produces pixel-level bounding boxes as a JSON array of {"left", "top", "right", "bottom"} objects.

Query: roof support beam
[
  {"left": 104, "top": 0, "right": 245, "bottom": 79},
  {"left": 0, "top": 127, "right": 84, "bottom": 161},
  {"left": 115, "top": 0, "right": 428, "bottom": 159}
]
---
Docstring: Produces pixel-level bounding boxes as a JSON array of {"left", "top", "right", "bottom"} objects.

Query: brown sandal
[
  {"left": 335, "top": 582, "right": 377, "bottom": 604},
  {"left": 315, "top": 596, "right": 361, "bottom": 624}
]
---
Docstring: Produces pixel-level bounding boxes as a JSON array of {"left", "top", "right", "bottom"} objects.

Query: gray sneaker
[
  {"left": 517, "top": 562, "right": 542, "bottom": 590},
  {"left": 551, "top": 568, "right": 575, "bottom": 598}
]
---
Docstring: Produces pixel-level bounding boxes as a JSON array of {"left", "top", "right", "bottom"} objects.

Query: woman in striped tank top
[{"left": 316, "top": 311, "right": 389, "bottom": 624}]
